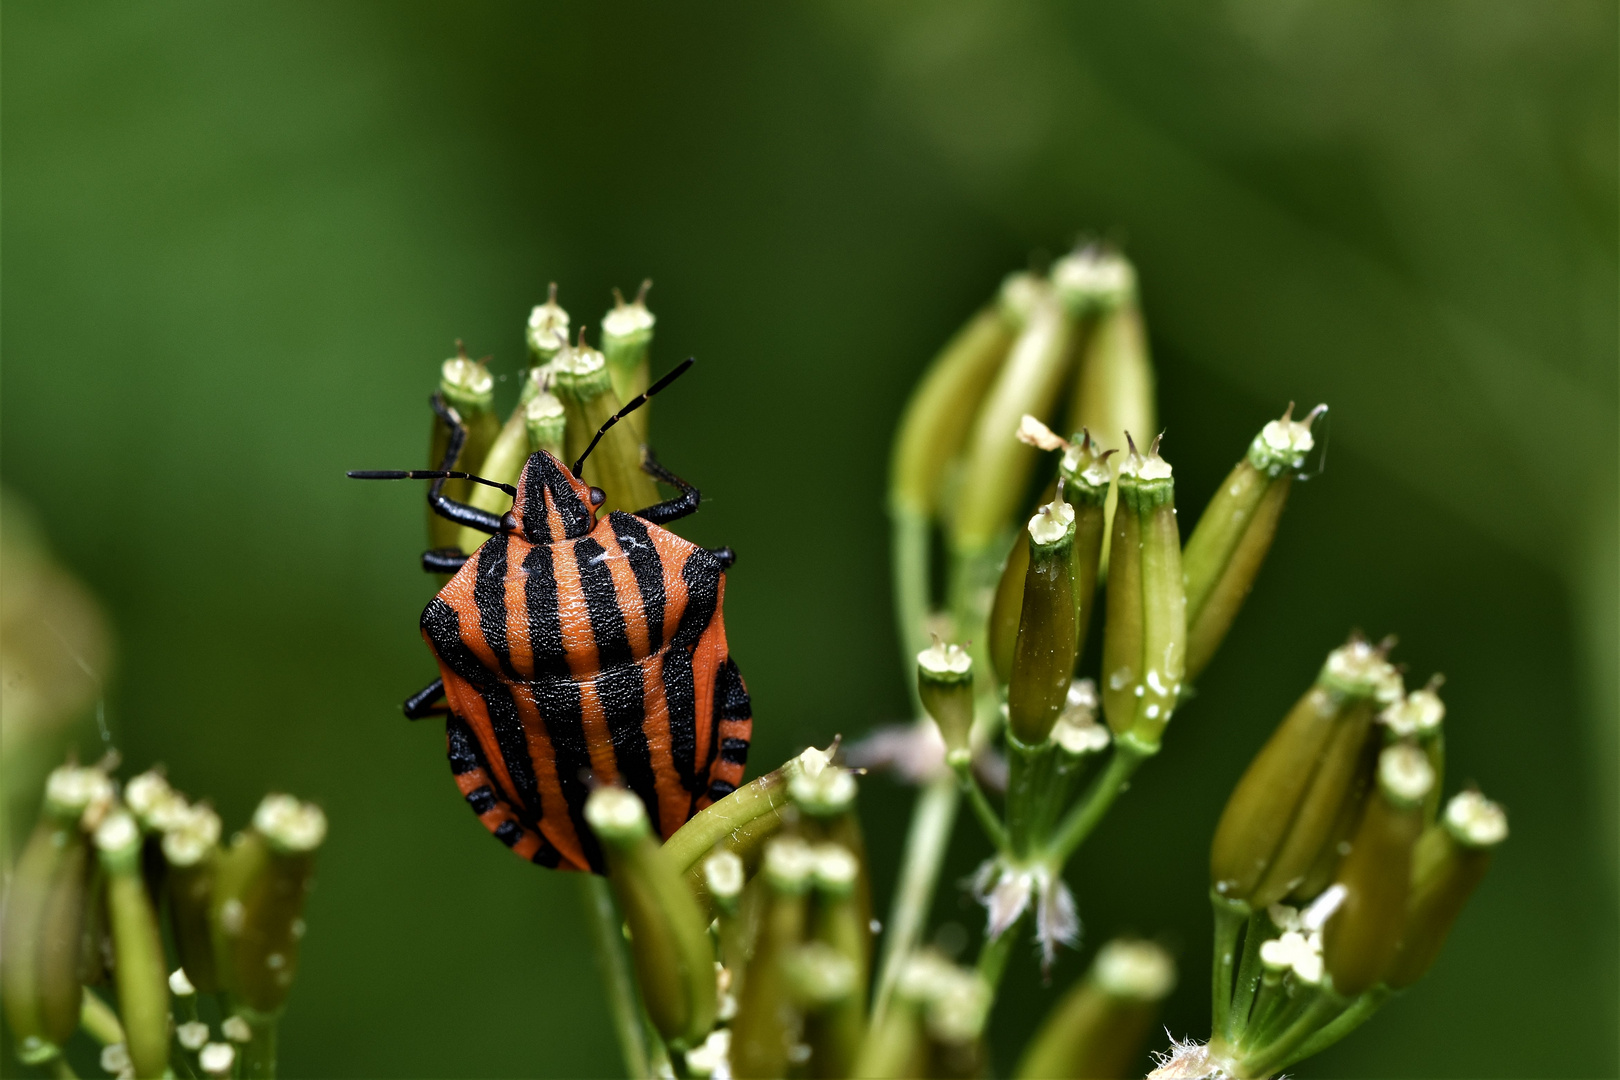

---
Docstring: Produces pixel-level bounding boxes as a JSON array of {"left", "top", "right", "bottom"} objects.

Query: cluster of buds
[
  {"left": 1, "top": 760, "right": 325, "bottom": 1078},
  {"left": 428, "top": 280, "right": 662, "bottom": 553},
  {"left": 580, "top": 745, "right": 891, "bottom": 1079},
  {"left": 1163, "top": 637, "right": 1507, "bottom": 1079}
]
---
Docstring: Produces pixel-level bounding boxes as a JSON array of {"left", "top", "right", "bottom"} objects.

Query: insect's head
[{"left": 512, "top": 450, "right": 604, "bottom": 542}]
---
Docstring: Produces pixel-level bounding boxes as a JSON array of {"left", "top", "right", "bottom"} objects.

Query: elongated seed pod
[
  {"left": 1322, "top": 745, "right": 1433, "bottom": 996},
  {"left": 1016, "top": 939, "right": 1176, "bottom": 1079},
  {"left": 525, "top": 284, "right": 570, "bottom": 364},
  {"left": 587, "top": 788, "right": 717, "bottom": 1050},
  {"left": 1100, "top": 439, "right": 1184, "bottom": 750},
  {"left": 803, "top": 844, "right": 868, "bottom": 1078},
  {"left": 98, "top": 810, "right": 170, "bottom": 1078},
  {"left": 428, "top": 345, "right": 499, "bottom": 549},
  {"left": 1182, "top": 405, "right": 1321, "bottom": 681},
  {"left": 1385, "top": 791, "right": 1506, "bottom": 988},
  {"left": 732, "top": 839, "right": 815, "bottom": 1078},
  {"left": 1007, "top": 497, "right": 1078, "bottom": 745},
  {"left": 553, "top": 340, "right": 660, "bottom": 513},
  {"left": 524, "top": 389, "right": 567, "bottom": 459},
  {"left": 1210, "top": 638, "right": 1403, "bottom": 908},
  {"left": 918, "top": 641, "right": 974, "bottom": 758},
  {"left": 35, "top": 831, "right": 90, "bottom": 1047},
  {"left": 163, "top": 803, "right": 223, "bottom": 993},
  {"left": 601, "top": 282, "right": 655, "bottom": 440}
]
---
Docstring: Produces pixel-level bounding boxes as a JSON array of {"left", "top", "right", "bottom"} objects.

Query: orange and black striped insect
[{"left": 349, "top": 360, "right": 751, "bottom": 872}]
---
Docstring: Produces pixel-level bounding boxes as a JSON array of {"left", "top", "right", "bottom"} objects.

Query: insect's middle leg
[
  {"left": 426, "top": 393, "right": 508, "bottom": 535},
  {"left": 421, "top": 548, "right": 469, "bottom": 574},
  {"left": 403, "top": 677, "right": 450, "bottom": 719}
]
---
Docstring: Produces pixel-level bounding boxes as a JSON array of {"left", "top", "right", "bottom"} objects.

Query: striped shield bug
[{"left": 350, "top": 360, "right": 752, "bottom": 872}]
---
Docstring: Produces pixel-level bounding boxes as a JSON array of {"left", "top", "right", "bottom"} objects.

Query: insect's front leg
[
  {"left": 427, "top": 394, "right": 509, "bottom": 535},
  {"left": 634, "top": 447, "right": 702, "bottom": 524}
]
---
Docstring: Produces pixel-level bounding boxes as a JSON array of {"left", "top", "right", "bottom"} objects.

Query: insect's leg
[
  {"left": 403, "top": 677, "right": 450, "bottom": 720},
  {"left": 706, "top": 546, "right": 736, "bottom": 569},
  {"left": 427, "top": 394, "right": 508, "bottom": 535},
  {"left": 422, "top": 548, "right": 469, "bottom": 574},
  {"left": 634, "top": 446, "right": 702, "bottom": 524},
  {"left": 446, "top": 714, "right": 568, "bottom": 869}
]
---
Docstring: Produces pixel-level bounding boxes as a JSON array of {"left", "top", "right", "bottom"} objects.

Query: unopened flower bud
[
  {"left": 1050, "top": 679, "right": 1111, "bottom": 758},
  {"left": 923, "top": 966, "right": 990, "bottom": 1046},
  {"left": 552, "top": 336, "right": 659, "bottom": 513},
  {"left": 601, "top": 281, "right": 656, "bottom": 439},
  {"left": 210, "top": 795, "right": 325, "bottom": 1017},
  {"left": 1016, "top": 938, "right": 1176, "bottom": 1080},
  {"left": 164, "top": 803, "right": 223, "bottom": 993},
  {"left": 124, "top": 770, "right": 190, "bottom": 833},
  {"left": 732, "top": 838, "right": 815, "bottom": 1078},
  {"left": 428, "top": 342, "right": 500, "bottom": 549},
  {"left": 704, "top": 850, "right": 746, "bottom": 915},
  {"left": 524, "top": 389, "right": 567, "bottom": 459},
  {"left": 176, "top": 1022, "right": 209, "bottom": 1052},
  {"left": 1321, "top": 745, "right": 1432, "bottom": 996},
  {"left": 1384, "top": 791, "right": 1505, "bottom": 989},
  {"left": 1381, "top": 678, "right": 1447, "bottom": 823},
  {"left": 917, "top": 640, "right": 974, "bottom": 758},
  {"left": 1100, "top": 436, "right": 1184, "bottom": 751},
  {"left": 1007, "top": 495, "right": 1079, "bottom": 746},
  {"left": 948, "top": 284, "right": 1077, "bottom": 562},
  {"left": 1210, "top": 636, "right": 1401, "bottom": 910},
  {"left": 1181, "top": 404, "right": 1323, "bottom": 680},
  {"left": 525, "top": 283, "right": 570, "bottom": 363},
  {"left": 585, "top": 787, "right": 716, "bottom": 1049},
  {"left": 790, "top": 762, "right": 858, "bottom": 820},
  {"left": 786, "top": 942, "right": 858, "bottom": 1008},
  {"left": 1, "top": 777, "right": 94, "bottom": 1055},
  {"left": 97, "top": 810, "right": 170, "bottom": 1078},
  {"left": 198, "top": 1041, "right": 235, "bottom": 1078}
]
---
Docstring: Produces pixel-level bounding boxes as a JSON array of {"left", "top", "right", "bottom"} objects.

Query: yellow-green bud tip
[
  {"left": 94, "top": 809, "right": 140, "bottom": 856},
  {"left": 1377, "top": 743, "right": 1435, "bottom": 807},
  {"left": 1051, "top": 244, "right": 1137, "bottom": 312},
  {"left": 917, "top": 639, "right": 972, "bottom": 681},
  {"left": 924, "top": 968, "right": 991, "bottom": 1044},
  {"left": 126, "top": 770, "right": 191, "bottom": 832},
  {"left": 1247, "top": 402, "right": 1324, "bottom": 475},
  {"left": 1444, "top": 790, "right": 1508, "bottom": 848},
  {"left": 177, "top": 1022, "right": 209, "bottom": 1052},
  {"left": 1322, "top": 636, "right": 1405, "bottom": 704},
  {"left": 703, "top": 850, "right": 745, "bottom": 901},
  {"left": 253, "top": 794, "right": 327, "bottom": 853},
  {"left": 1027, "top": 498, "right": 1076, "bottom": 546},
  {"left": 45, "top": 763, "right": 114, "bottom": 821},
  {"left": 162, "top": 803, "right": 222, "bottom": 866},
  {"left": 1117, "top": 432, "right": 1172, "bottom": 481},
  {"left": 1381, "top": 682, "right": 1445, "bottom": 739},
  {"left": 764, "top": 837, "right": 817, "bottom": 893},
  {"left": 1092, "top": 939, "right": 1177, "bottom": 1001},
  {"left": 998, "top": 271, "right": 1049, "bottom": 326},
  {"left": 811, "top": 843, "right": 859, "bottom": 895},
  {"left": 785, "top": 942, "right": 858, "bottom": 1007},
  {"left": 199, "top": 1042, "right": 236, "bottom": 1078},
  {"left": 553, "top": 338, "right": 607, "bottom": 378},
  {"left": 169, "top": 968, "right": 196, "bottom": 996},
  {"left": 602, "top": 282, "right": 655, "bottom": 340},
  {"left": 789, "top": 763, "right": 857, "bottom": 817},
  {"left": 441, "top": 352, "right": 493, "bottom": 397},
  {"left": 584, "top": 787, "right": 649, "bottom": 841},
  {"left": 527, "top": 283, "right": 571, "bottom": 358}
]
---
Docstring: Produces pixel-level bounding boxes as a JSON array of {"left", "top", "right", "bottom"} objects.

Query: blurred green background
[{"left": 3, "top": 2, "right": 1615, "bottom": 1077}]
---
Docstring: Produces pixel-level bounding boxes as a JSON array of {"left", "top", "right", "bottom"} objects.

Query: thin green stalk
[
  {"left": 1046, "top": 737, "right": 1153, "bottom": 865},
  {"left": 578, "top": 875, "right": 651, "bottom": 1080},
  {"left": 952, "top": 761, "right": 1009, "bottom": 851},
  {"left": 1209, "top": 897, "right": 1247, "bottom": 1043},
  {"left": 51, "top": 1058, "right": 78, "bottom": 1080},
  {"left": 1241, "top": 993, "right": 1341, "bottom": 1079},
  {"left": 871, "top": 775, "right": 959, "bottom": 1026},
  {"left": 241, "top": 1016, "right": 278, "bottom": 1079},
  {"left": 1280, "top": 986, "right": 1391, "bottom": 1068},
  {"left": 890, "top": 508, "right": 934, "bottom": 707},
  {"left": 1225, "top": 910, "right": 1270, "bottom": 1042},
  {"left": 975, "top": 916, "right": 1020, "bottom": 995}
]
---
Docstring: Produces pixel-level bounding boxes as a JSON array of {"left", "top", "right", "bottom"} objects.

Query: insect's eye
[{"left": 588, "top": 487, "right": 606, "bottom": 507}]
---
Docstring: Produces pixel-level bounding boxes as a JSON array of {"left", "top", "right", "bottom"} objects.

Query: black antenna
[
  {"left": 346, "top": 469, "right": 518, "bottom": 497},
  {"left": 571, "top": 358, "right": 695, "bottom": 477}
]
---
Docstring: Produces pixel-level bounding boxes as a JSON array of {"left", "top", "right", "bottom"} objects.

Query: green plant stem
[
  {"left": 871, "top": 775, "right": 959, "bottom": 1026},
  {"left": 975, "top": 915, "right": 1020, "bottom": 995},
  {"left": 890, "top": 508, "right": 934, "bottom": 706},
  {"left": 1045, "top": 737, "right": 1153, "bottom": 865},
  {"left": 578, "top": 875, "right": 651, "bottom": 1080},
  {"left": 1210, "top": 896, "right": 1248, "bottom": 1044},
  {"left": 952, "top": 761, "right": 1009, "bottom": 851},
  {"left": 242, "top": 1016, "right": 278, "bottom": 1079},
  {"left": 1226, "top": 910, "right": 1270, "bottom": 1041},
  {"left": 1280, "top": 986, "right": 1391, "bottom": 1068},
  {"left": 1240, "top": 992, "right": 1341, "bottom": 1078}
]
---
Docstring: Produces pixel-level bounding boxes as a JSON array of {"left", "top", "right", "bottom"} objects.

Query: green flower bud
[
  {"left": 1181, "top": 404, "right": 1323, "bottom": 681},
  {"left": 1322, "top": 744, "right": 1433, "bottom": 997},
  {"left": 800, "top": 844, "right": 869, "bottom": 1078},
  {"left": 163, "top": 803, "right": 223, "bottom": 994},
  {"left": 601, "top": 281, "right": 655, "bottom": 440},
  {"left": 917, "top": 639, "right": 974, "bottom": 760},
  {"left": 1007, "top": 495, "right": 1079, "bottom": 746},
  {"left": 2, "top": 769, "right": 98, "bottom": 1059},
  {"left": 525, "top": 283, "right": 571, "bottom": 364},
  {"left": 1016, "top": 938, "right": 1176, "bottom": 1080},
  {"left": 949, "top": 282, "right": 1077, "bottom": 557},
  {"left": 552, "top": 337, "right": 660, "bottom": 514},
  {"left": 585, "top": 787, "right": 716, "bottom": 1049},
  {"left": 97, "top": 809, "right": 170, "bottom": 1078},
  {"left": 524, "top": 388, "right": 568, "bottom": 460},
  {"left": 1100, "top": 437, "right": 1184, "bottom": 751},
  {"left": 211, "top": 796, "right": 325, "bottom": 1020},
  {"left": 989, "top": 422, "right": 1111, "bottom": 687},
  {"left": 790, "top": 760, "right": 858, "bottom": 820},
  {"left": 124, "top": 770, "right": 190, "bottom": 834},
  {"left": 427, "top": 343, "right": 500, "bottom": 550},
  {"left": 1210, "top": 637, "right": 1403, "bottom": 909},
  {"left": 731, "top": 838, "right": 815, "bottom": 1079},
  {"left": 1385, "top": 790, "right": 1506, "bottom": 989},
  {"left": 704, "top": 850, "right": 746, "bottom": 916}
]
